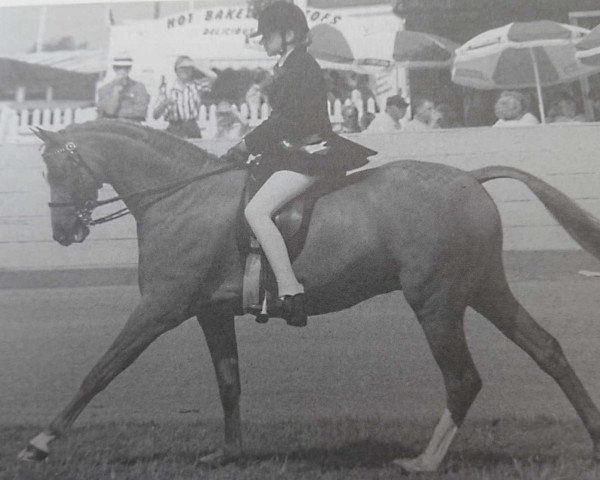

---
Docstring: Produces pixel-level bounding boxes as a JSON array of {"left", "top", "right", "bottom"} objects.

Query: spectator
[
  {"left": 340, "top": 105, "right": 361, "bottom": 133},
  {"left": 215, "top": 101, "right": 249, "bottom": 139},
  {"left": 360, "top": 111, "right": 376, "bottom": 130},
  {"left": 493, "top": 90, "right": 539, "bottom": 127},
  {"left": 97, "top": 52, "right": 150, "bottom": 122},
  {"left": 589, "top": 86, "right": 600, "bottom": 121},
  {"left": 346, "top": 72, "right": 362, "bottom": 104},
  {"left": 434, "top": 103, "right": 462, "bottom": 128},
  {"left": 364, "top": 94, "right": 409, "bottom": 133},
  {"left": 152, "top": 55, "right": 216, "bottom": 138},
  {"left": 245, "top": 70, "right": 270, "bottom": 114},
  {"left": 548, "top": 91, "right": 585, "bottom": 123},
  {"left": 404, "top": 98, "right": 438, "bottom": 131}
]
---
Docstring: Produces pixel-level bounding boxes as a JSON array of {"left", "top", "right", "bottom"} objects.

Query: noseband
[
  {"left": 44, "top": 142, "right": 112, "bottom": 226},
  {"left": 43, "top": 140, "right": 244, "bottom": 227}
]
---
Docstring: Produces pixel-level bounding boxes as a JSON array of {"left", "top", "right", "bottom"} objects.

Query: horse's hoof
[
  {"left": 392, "top": 457, "right": 437, "bottom": 473},
  {"left": 18, "top": 444, "right": 49, "bottom": 462},
  {"left": 198, "top": 448, "right": 240, "bottom": 468}
]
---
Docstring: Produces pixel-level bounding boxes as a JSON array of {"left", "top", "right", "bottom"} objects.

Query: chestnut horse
[{"left": 18, "top": 121, "right": 600, "bottom": 472}]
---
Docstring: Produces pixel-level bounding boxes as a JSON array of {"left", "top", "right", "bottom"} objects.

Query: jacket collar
[{"left": 276, "top": 45, "right": 307, "bottom": 69}]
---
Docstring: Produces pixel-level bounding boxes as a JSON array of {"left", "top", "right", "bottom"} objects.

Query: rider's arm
[{"left": 244, "top": 54, "right": 325, "bottom": 154}]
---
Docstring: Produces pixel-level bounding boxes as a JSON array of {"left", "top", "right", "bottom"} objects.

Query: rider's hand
[{"left": 221, "top": 140, "right": 249, "bottom": 164}]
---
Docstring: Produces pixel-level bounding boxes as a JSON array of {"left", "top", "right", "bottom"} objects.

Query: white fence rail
[{"left": 0, "top": 97, "right": 378, "bottom": 144}]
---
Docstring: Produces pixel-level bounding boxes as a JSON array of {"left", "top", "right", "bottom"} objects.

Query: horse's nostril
[{"left": 53, "top": 230, "right": 70, "bottom": 245}]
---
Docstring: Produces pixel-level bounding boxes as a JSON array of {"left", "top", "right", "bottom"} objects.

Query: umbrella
[
  {"left": 575, "top": 24, "right": 600, "bottom": 66},
  {"left": 451, "top": 20, "right": 599, "bottom": 123},
  {"left": 308, "top": 20, "right": 458, "bottom": 69}
]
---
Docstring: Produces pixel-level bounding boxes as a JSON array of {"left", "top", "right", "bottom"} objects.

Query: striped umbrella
[
  {"left": 575, "top": 24, "right": 600, "bottom": 66},
  {"left": 452, "top": 20, "right": 599, "bottom": 122},
  {"left": 308, "top": 20, "right": 458, "bottom": 69}
]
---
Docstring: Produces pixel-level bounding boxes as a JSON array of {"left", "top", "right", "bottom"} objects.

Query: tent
[
  {"left": 0, "top": 57, "right": 98, "bottom": 102},
  {"left": 11, "top": 49, "right": 107, "bottom": 74}
]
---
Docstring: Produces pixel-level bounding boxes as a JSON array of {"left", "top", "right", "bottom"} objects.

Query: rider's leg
[{"left": 245, "top": 170, "right": 317, "bottom": 296}]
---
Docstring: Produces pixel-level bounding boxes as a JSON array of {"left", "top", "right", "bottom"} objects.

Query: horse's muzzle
[{"left": 53, "top": 221, "right": 90, "bottom": 246}]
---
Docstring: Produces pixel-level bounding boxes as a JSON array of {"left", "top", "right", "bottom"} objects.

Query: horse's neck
[{"left": 92, "top": 134, "right": 215, "bottom": 207}]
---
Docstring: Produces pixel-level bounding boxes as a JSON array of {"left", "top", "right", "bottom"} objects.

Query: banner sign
[{"left": 163, "top": 6, "right": 343, "bottom": 34}]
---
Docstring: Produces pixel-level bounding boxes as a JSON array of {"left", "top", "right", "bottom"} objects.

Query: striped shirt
[{"left": 164, "top": 80, "right": 209, "bottom": 123}]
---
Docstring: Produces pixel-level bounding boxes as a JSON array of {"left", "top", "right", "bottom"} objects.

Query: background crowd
[{"left": 96, "top": 52, "right": 600, "bottom": 139}]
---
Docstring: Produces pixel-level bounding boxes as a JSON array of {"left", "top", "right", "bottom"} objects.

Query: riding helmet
[{"left": 250, "top": 2, "right": 309, "bottom": 40}]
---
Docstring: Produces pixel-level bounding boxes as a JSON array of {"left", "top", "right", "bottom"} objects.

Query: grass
[{"left": 2, "top": 417, "right": 600, "bottom": 480}]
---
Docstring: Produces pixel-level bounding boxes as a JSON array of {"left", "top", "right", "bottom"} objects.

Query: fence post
[
  {"left": 19, "top": 108, "right": 29, "bottom": 135},
  {"left": 31, "top": 109, "right": 41, "bottom": 129},
  {"left": 0, "top": 108, "right": 10, "bottom": 143},
  {"left": 366, "top": 97, "right": 377, "bottom": 114},
  {"left": 42, "top": 108, "right": 52, "bottom": 128},
  {"left": 198, "top": 104, "right": 208, "bottom": 129},
  {"left": 331, "top": 99, "right": 343, "bottom": 124},
  {"left": 7, "top": 108, "right": 18, "bottom": 141},
  {"left": 260, "top": 103, "right": 270, "bottom": 124},
  {"left": 53, "top": 107, "right": 63, "bottom": 129},
  {"left": 63, "top": 108, "right": 73, "bottom": 126},
  {"left": 204, "top": 103, "right": 217, "bottom": 139}
]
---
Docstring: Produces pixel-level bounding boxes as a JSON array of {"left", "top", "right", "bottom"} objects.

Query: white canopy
[{"left": 107, "top": 4, "right": 400, "bottom": 87}]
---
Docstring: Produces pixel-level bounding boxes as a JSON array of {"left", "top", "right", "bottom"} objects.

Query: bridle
[{"left": 43, "top": 141, "right": 244, "bottom": 227}]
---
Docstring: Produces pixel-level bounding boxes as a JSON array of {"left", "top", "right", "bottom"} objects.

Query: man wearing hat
[
  {"left": 152, "top": 55, "right": 216, "bottom": 138},
  {"left": 97, "top": 53, "right": 150, "bottom": 122},
  {"left": 364, "top": 94, "right": 409, "bottom": 133}
]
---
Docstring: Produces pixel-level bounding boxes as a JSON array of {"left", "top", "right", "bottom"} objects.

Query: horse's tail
[{"left": 470, "top": 166, "right": 600, "bottom": 259}]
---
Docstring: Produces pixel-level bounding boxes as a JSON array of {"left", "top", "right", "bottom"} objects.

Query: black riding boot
[
  {"left": 282, "top": 293, "right": 307, "bottom": 327},
  {"left": 248, "top": 293, "right": 308, "bottom": 327}
]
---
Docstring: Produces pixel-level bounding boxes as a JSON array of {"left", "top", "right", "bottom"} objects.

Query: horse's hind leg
[
  {"left": 394, "top": 285, "right": 481, "bottom": 472},
  {"left": 18, "top": 296, "right": 188, "bottom": 462},
  {"left": 196, "top": 313, "right": 242, "bottom": 466},
  {"left": 471, "top": 260, "right": 600, "bottom": 462}
]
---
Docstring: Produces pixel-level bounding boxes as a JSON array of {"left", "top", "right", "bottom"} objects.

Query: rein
[{"left": 45, "top": 141, "right": 244, "bottom": 226}]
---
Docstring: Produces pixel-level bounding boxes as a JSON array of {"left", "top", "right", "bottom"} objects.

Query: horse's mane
[{"left": 63, "top": 120, "right": 219, "bottom": 168}]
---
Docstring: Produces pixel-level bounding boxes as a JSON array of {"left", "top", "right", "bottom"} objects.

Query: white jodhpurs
[{"left": 244, "top": 170, "right": 318, "bottom": 297}]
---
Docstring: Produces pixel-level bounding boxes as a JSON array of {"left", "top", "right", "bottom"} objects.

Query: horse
[{"left": 18, "top": 119, "right": 600, "bottom": 472}]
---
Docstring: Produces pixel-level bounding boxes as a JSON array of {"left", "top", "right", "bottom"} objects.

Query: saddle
[{"left": 241, "top": 165, "right": 372, "bottom": 322}]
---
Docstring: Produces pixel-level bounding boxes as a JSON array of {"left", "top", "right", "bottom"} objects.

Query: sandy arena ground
[{"left": 2, "top": 251, "right": 600, "bottom": 429}]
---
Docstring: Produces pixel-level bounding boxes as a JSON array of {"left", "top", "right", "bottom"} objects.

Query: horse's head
[{"left": 33, "top": 128, "right": 103, "bottom": 246}]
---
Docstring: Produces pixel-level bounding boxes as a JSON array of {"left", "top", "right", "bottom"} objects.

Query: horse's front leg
[
  {"left": 197, "top": 312, "right": 242, "bottom": 466},
  {"left": 18, "top": 294, "right": 189, "bottom": 462}
]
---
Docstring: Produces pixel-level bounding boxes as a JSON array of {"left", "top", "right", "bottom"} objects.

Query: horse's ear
[
  {"left": 30, "top": 127, "right": 47, "bottom": 141},
  {"left": 33, "top": 127, "right": 63, "bottom": 146}
]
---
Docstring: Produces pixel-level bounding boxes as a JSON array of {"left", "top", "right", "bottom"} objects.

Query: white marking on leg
[
  {"left": 393, "top": 408, "right": 458, "bottom": 472},
  {"left": 29, "top": 432, "right": 57, "bottom": 453}
]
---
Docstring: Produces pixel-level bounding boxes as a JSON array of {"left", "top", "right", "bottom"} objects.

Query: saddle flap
[{"left": 274, "top": 199, "right": 305, "bottom": 241}]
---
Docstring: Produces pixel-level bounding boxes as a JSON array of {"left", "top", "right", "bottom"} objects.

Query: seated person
[
  {"left": 364, "top": 94, "right": 408, "bottom": 133},
  {"left": 339, "top": 105, "right": 361, "bottom": 133},
  {"left": 404, "top": 98, "right": 438, "bottom": 131},
  {"left": 493, "top": 90, "right": 539, "bottom": 127},
  {"left": 360, "top": 111, "right": 376, "bottom": 130},
  {"left": 548, "top": 91, "right": 586, "bottom": 123},
  {"left": 434, "top": 103, "right": 462, "bottom": 128},
  {"left": 215, "top": 101, "right": 249, "bottom": 139}
]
